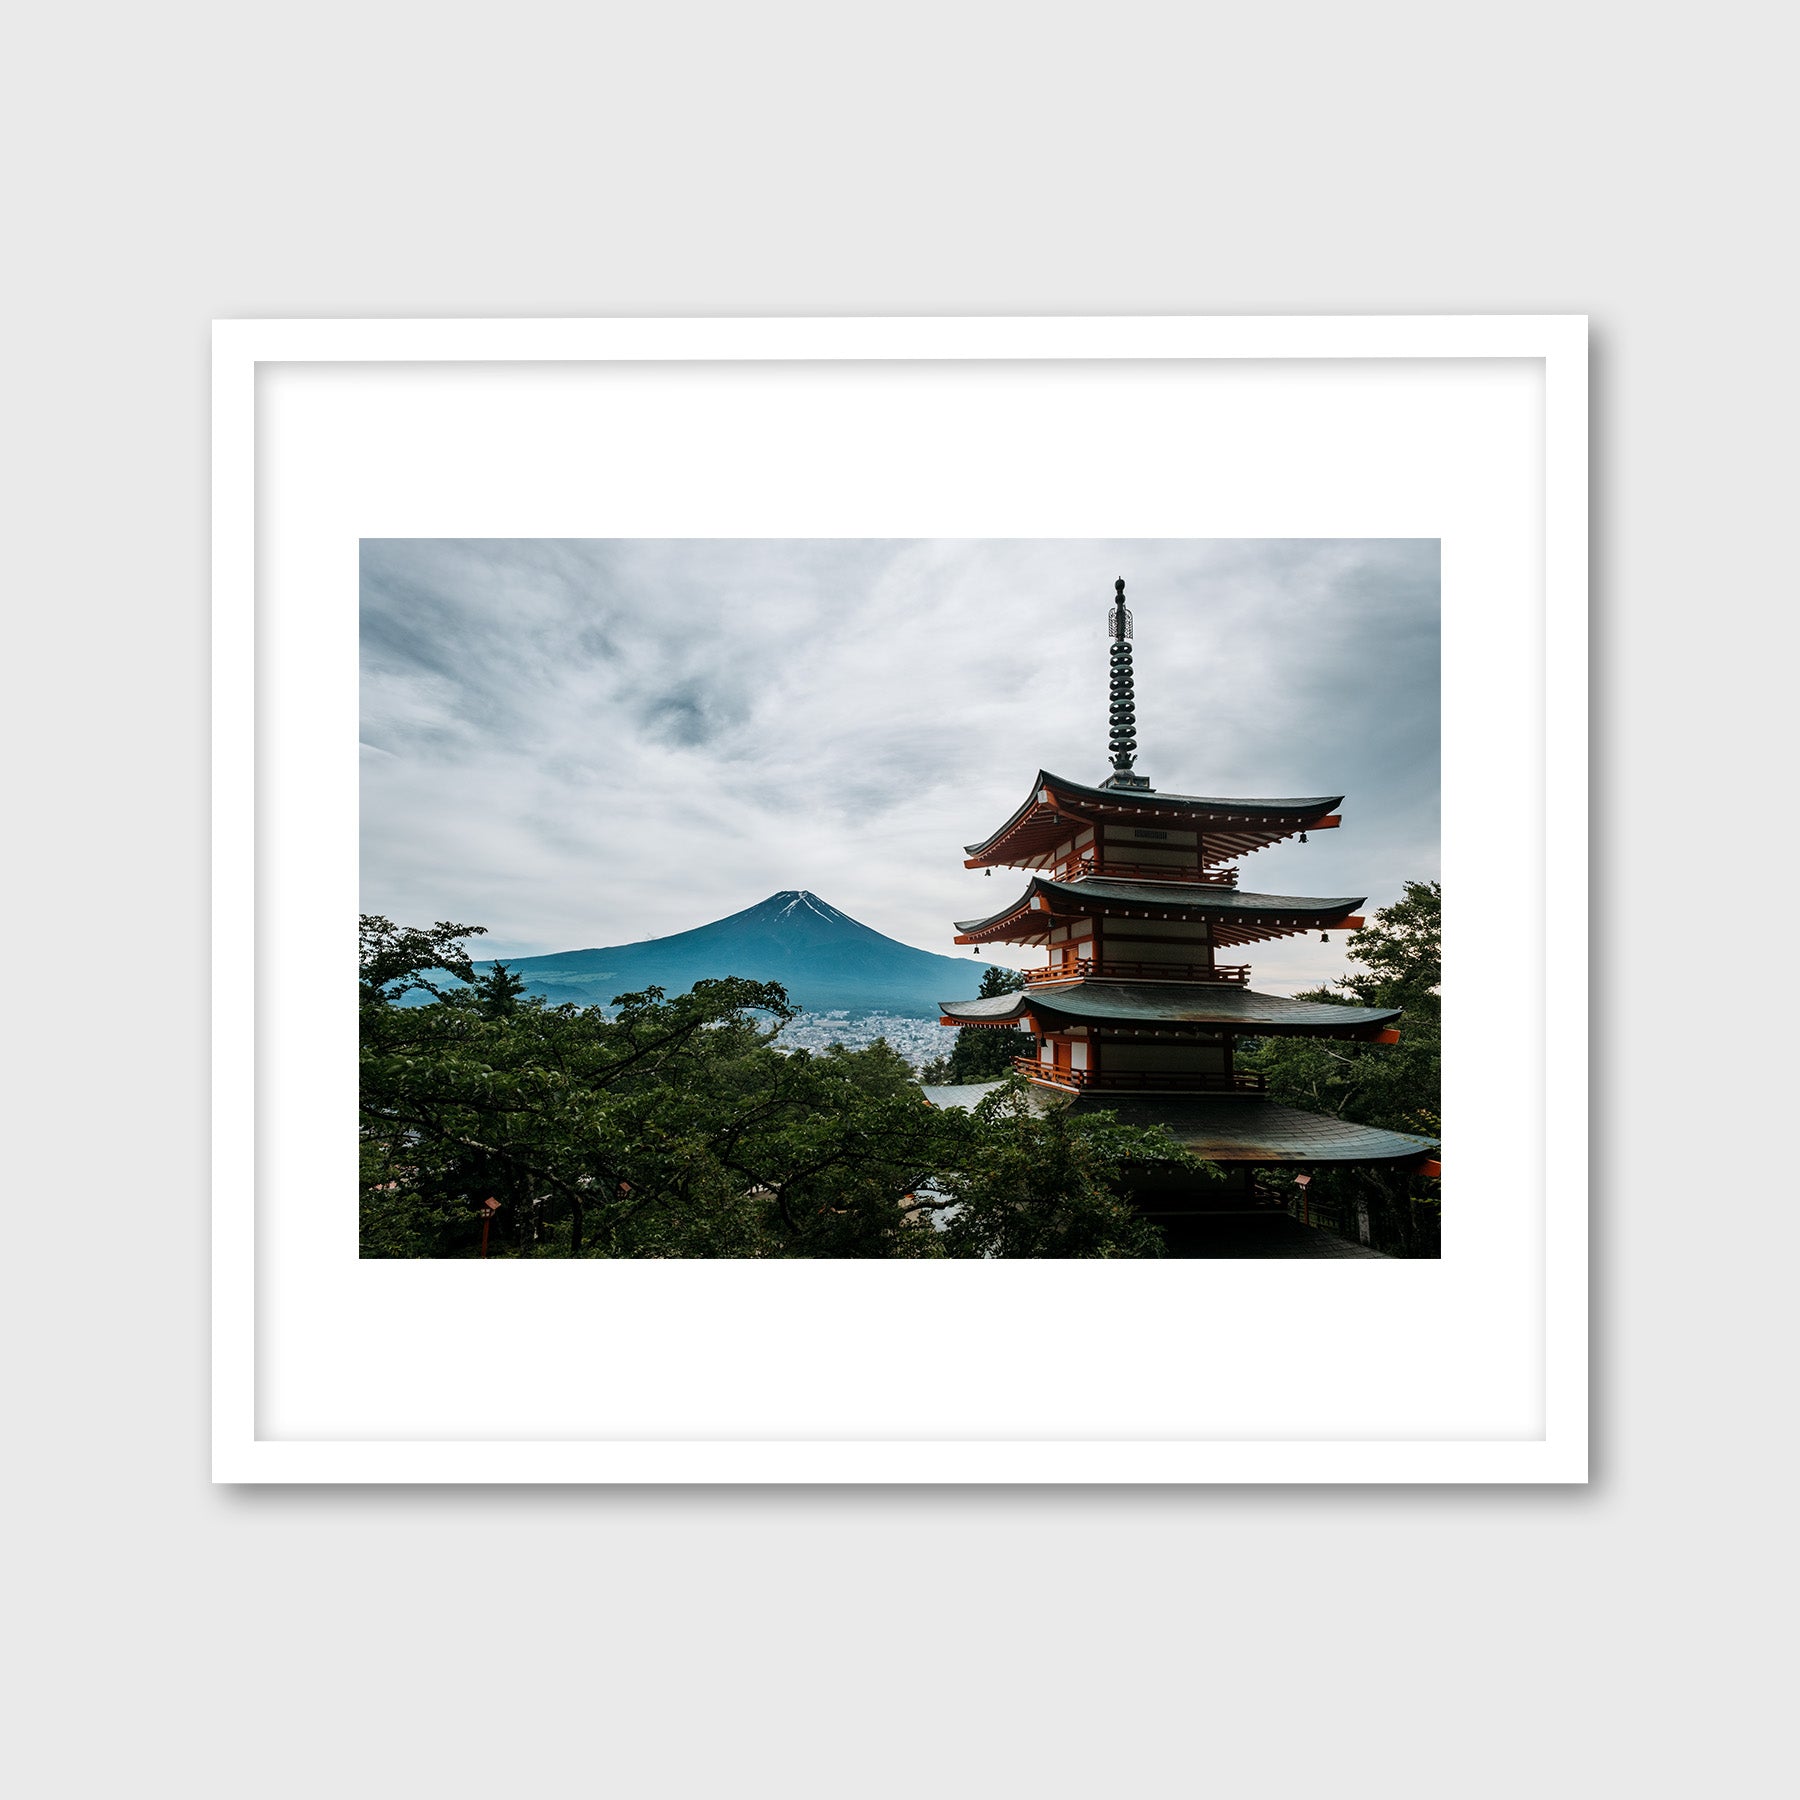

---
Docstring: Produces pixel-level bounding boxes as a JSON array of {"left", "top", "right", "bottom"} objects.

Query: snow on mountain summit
[{"left": 773, "top": 890, "right": 844, "bottom": 922}]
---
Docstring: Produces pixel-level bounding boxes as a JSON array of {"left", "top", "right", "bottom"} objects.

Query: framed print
[{"left": 213, "top": 316, "right": 1587, "bottom": 1482}]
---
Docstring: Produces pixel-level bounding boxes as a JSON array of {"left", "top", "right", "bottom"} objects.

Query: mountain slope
[{"left": 473, "top": 890, "right": 991, "bottom": 1017}]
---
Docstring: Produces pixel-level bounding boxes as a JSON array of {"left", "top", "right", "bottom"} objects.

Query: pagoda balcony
[
  {"left": 1012, "top": 1057, "right": 1269, "bottom": 1095},
  {"left": 1022, "top": 959, "right": 1251, "bottom": 987},
  {"left": 1052, "top": 855, "right": 1239, "bottom": 886}
]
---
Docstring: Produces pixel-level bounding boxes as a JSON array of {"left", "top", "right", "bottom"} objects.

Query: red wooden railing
[
  {"left": 1022, "top": 959, "right": 1251, "bottom": 986},
  {"left": 1012, "top": 1057, "right": 1268, "bottom": 1094}
]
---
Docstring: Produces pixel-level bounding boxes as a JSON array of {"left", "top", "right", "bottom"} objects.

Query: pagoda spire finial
[{"left": 1100, "top": 577, "right": 1152, "bottom": 791}]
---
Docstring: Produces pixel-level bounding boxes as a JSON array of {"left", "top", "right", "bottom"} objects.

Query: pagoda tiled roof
[
  {"left": 963, "top": 769, "right": 1343, "bottom": 866},
  {"left": 954, "top": 876, "right": 1366, "bottom": 939},
  {"left": 917, "top": 1081, "right": 1438, "bottom": 1167},
  {"left": 939, "top": 981, "right": 1400, "bottom": 1038},
  {"left": 1063, "top": 1093, "right": 1438, "bottom": 1166}
]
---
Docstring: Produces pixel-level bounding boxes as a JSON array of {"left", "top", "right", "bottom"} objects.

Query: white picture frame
[{"left": 214, "top": 315, "right": 1587, "bottom": 1483}]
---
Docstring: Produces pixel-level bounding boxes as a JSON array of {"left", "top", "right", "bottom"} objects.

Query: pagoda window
[
  {"left": 1050, "top": 925, "right": 1069, "bottom": 943},
  {"left": 1075, "top": 828, "right": 1095, "bottom": 848},
  {"left": 1070, "top": 1042, "right": 1088, "bottom": 1071}
]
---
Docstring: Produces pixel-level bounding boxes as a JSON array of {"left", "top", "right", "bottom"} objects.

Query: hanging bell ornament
[
  {"left": 1299, "top": 831, "right": 1308, "bottom": 844},
  {"left": 1321, "top": 932, "right": 1329, "bottom": 943}
]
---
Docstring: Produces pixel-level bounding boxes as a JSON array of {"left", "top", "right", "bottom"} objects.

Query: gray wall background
[{"left": 6, "top": 2, "right": 1789, "bottom": 1794}]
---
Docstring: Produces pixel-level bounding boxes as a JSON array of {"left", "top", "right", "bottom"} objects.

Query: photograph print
[{"left": 360, "top": 538, "right": 1440, "bottom": 1260}]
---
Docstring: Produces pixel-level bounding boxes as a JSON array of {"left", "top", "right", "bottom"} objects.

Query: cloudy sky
[{"left": 360, "top": 539, "right": 1439, "bottom": 995}]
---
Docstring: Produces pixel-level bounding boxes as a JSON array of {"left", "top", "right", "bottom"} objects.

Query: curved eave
[
  {"left": 939, "top": 983, "right": 1402, "bottom": 1040},
  {"left": 953, "top": 877, "right": 1368, "bottom": 948},
  {"left": 1064, "top": 1094, "right": 1439, "bottom": 1168},
  {"left": 962, "top": 770, "right": 1345, "bottom": 868},
  {"left": 918, "top": 1083, "right": 1439, "bottom": 1173}
]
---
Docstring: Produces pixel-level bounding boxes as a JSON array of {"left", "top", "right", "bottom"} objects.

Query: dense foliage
[
  {"left": 360, "top": 917, "right": 1203, "bottom": 1258},
  {"left": 918, "top": 963, "right": 1034, "bottom": 1084},
  {"left": 1236, "top": 880, "right": 1442, "bottom": 1256}
]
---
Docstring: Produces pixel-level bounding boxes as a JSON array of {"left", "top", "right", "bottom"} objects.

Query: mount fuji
[{"left": 471, "top": 890, "right": 993, "bottom": 1017}]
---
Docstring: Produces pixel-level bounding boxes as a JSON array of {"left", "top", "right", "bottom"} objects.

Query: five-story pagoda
[{"left": 938, "top": 579, "right": 1439, "bottom": 1230}]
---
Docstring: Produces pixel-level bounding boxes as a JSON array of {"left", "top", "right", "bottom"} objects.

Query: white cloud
[{"left": 361, "top": 539, "right": 1439, "bottom": 993}]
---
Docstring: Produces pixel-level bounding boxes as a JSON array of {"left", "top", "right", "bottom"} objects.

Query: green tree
[
  {"left": 360, "top": 920, "right": 1171, "bottom": 1258},
  {"left": 1236, "top": 879, "right": 1441, "bottom": 1255},
  {"left": 471, "top": 961, "right": 527, "bottom": 1018},
  {"left": 919, "top": 963, "right": 1035, "bottom": 1084},
  {"left": 358, "top": 913, "right": 486, "bottom": 1003},
  {"left": 924, "top": 1076, "right": 1214, "bottom": 1258},
  {"left": 1343, "top": 878, "right": 1440, "bottom": 1000}
]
